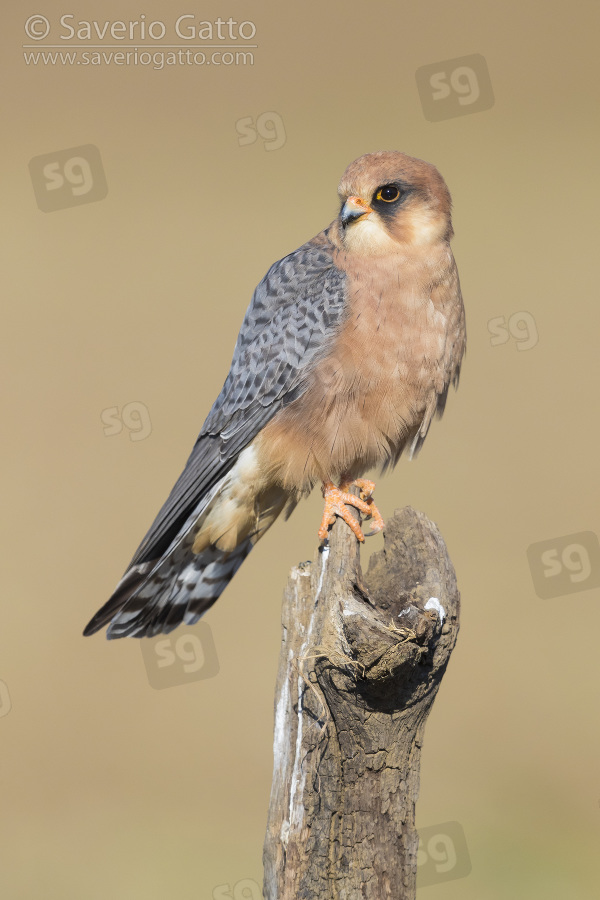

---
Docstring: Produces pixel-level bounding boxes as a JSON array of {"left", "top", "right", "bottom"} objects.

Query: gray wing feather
[{"left": 129, "top": 235, "right": 346, "bottom": 566}]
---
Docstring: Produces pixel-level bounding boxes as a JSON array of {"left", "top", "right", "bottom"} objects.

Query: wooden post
[{"left": 263, "top": 503, "right": 460, "bottom": 900}]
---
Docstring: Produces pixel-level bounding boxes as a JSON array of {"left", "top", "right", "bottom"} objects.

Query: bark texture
[{"left": 263, "top": 503, "right": 460, "bottom": 900}]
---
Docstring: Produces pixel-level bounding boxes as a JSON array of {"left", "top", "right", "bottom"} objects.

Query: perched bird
[{"left": 85, "top": 151, "right": 466, "bottom": 639}]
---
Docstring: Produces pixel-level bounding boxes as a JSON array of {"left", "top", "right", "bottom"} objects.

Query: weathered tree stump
[{"left": 263, "top": 503, "right": 460, "bottom": 900}]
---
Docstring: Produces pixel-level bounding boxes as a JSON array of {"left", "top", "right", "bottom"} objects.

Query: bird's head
[{"left": 335, "top": 150, "right": 453, "bottom": 255}]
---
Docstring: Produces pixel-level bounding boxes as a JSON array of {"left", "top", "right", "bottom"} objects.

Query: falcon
[{"left": 84, "top": 151, "right": 466, "bottom": 639}]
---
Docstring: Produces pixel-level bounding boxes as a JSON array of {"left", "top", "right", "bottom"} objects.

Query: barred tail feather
[{"left": 84, "top": 537, "right": 253, "bottom": 639}]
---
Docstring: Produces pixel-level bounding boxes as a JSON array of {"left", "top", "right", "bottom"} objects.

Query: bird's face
[{"left": 336, "top": 151, "right": 453, "bottom": 256}]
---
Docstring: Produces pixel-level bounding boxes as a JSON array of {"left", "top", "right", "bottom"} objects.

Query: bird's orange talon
[
  {"left": 340, "top": 477, "right": 376, "bottom": 501},
  {"left": 318, "top": 479, "right": 385, "bottom": 542},
  {"left": 363, "top": 499, "right": 386, "bottom": 535}
]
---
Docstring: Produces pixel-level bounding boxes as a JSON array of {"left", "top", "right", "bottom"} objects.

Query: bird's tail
[
  {"left": 84, "top": 540, "right": 253, "bottom": 640},
  {"left": 84, "top": 485, "right": 292, "bottom": 639}
]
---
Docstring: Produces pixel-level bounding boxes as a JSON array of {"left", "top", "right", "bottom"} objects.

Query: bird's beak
[{"left": 340, "top": 196, "right": 373, "bottom": 227}]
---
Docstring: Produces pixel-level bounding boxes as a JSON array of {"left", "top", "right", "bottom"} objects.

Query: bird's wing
[{"left": 129, "top": 233, "right": 347, "bottom": 567}]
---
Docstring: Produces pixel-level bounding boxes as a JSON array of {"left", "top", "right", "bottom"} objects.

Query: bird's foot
[
  {"left": 318, "top": 478, "right": 385, "bottom": 543},
  {"left": 342, "top": 478, "right": 386, "bottom": 537}
]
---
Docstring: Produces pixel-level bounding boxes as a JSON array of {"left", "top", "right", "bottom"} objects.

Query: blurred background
[{"left": 2, "top": 1, "right": 599, "bottom": 897}]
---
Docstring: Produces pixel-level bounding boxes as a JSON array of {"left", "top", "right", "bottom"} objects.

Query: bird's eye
[{"left": 376, "top": 185, "right": 400, "bottom": 203}]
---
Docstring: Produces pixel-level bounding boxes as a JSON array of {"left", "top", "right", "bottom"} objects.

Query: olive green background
[{"left": 3, "top": 1, "right": 599, "bottom": 897}]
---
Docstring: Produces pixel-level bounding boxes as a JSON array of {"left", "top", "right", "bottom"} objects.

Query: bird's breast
[{"left": 257, "top": 249, "right": 463, "bottom": 491}]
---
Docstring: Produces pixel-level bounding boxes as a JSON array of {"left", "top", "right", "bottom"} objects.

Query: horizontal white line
[{"left": 23, "top": 44, "right": 258, "bottom": 49}]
